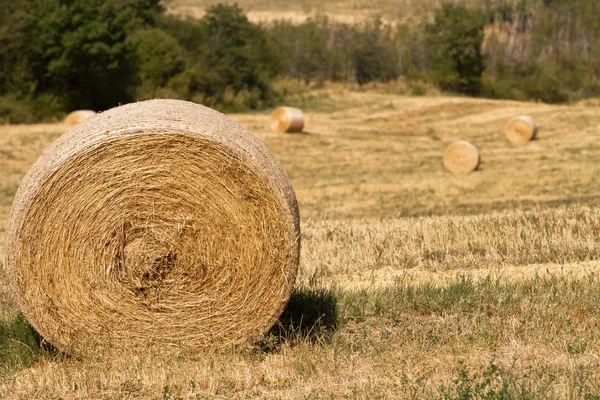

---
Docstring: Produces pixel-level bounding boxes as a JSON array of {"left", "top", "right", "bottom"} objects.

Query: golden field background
[
  {"left": 167, "top": 0, "right": 486, "bottom": 24},
  {"left": 1, "top": 87, "right": 600, "bottom": 398}
]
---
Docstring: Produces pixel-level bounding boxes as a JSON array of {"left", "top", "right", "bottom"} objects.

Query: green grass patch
[{"left": 0, "top": 312, "right": 52, "bottom": 376}]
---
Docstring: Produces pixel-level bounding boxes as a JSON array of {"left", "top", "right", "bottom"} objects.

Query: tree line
[{"left": 1, "top": 0, "right": 599, "bottom": 123}]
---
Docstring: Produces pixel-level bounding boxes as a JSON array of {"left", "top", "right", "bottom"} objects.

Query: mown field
[
  {"left": 168, "top": 0, "right": 486, "bottom": 23},
  {"left": 2, "top": 87, "right": 600, "bottom": 398}
]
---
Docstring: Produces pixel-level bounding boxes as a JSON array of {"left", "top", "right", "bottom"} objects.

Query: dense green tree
[
  {"left": 159, "top": 3, "right": 282, "bottom": 110},
  {"left": 197, "top": 4, "right": 280, "bottom": 99},
  {"left": 354, "top": 18, "right": 399, "bottom": 85},
  {"left": 425, "top": 4, "right": 485, "bottom": 95},
  {"left": 128, "top": 28, "right": 185, "bottom": 91},
  {"left": 0, "top": 1, "right": 33, "bottom": 96},
  {"left": 21, "top": 0, "right": 136, "bottom": 110},
  {"left": 158, "top": 15, "right": 206, "bottom": 62},
  {"left": 113, "top": 0, "right": 164, "bottom": 26}
]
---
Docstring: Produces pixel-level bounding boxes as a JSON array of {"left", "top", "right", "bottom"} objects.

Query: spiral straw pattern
[
  {"left": 443, "top": 141, "right": 481, "bottom": 173},
  {"left": 270, "top": 107, "right": 305, "bottom": 133},
  {"left": 6, "top": 99, "right": 300, "bottom": 356},
  {"left": 505, "top": 116, "right": 538, "bottom": 145}
]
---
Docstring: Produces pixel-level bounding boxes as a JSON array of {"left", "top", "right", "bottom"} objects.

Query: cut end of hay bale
[
  {"left": 6, "top": 99, "right": 300, "bottom": 356},
  {"left": 64, "top": 110, "right": 96, "bottom": 126},
  {"left": 271, "top": 106, "right": 304, "bottom": 133},
  {"left": 505, "top": 116, "right": 537, "bottom": 145},
  {"left": 443, "top": 141, "right": 480, "bottom": 173}
]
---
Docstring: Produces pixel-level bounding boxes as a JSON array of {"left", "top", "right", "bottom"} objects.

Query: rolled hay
[
  {"left": 505, "top": 116, "right": 537, "bottom": 145},
  {"left": 443, "top": 141, "right": 480, "bottom": 173},
  {"left": 270, "top": 106, "right": 304, "bottom": 133},
  {"left": 64, "top": 110, "right": 96, "bottom": 126},
  {"left": 6, "top": 99, "right": 300, "bottom": 356}
]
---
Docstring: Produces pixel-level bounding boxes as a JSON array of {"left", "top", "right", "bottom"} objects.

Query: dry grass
[
  {"left": 4, "top": 274, "right": 600, "bottom": 398},
  {"left": 299, "top": 207, "right": 600, "bottom": 289},
  {"left": 233, "top": 87, "right": 600, "bottom": 219},
  {"left": 2, "top": 88, "right": 600, "bottom": 398},
  {"left": 167, "top": 0, "right": 493, "bottom": 25}
]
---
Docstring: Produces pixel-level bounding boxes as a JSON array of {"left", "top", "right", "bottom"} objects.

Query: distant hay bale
[
  {"left": 271, "top": 106, "right": 304, "bottom": 133},
  {"left": 64, "top": 110, "right": 96, "bottom": 126},
  {"left": 443, "top": 141, "right": 480, "bottom": 173},
  {"left": 6, "top": 99, "right": 300, "bottom": 356},
  {"left": 505, "top": 116, "right": 537, "bottom": 145}
]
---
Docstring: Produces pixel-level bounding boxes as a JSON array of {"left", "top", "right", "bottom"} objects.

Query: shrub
[{"left": 127, "top": 28, "right": 185, "bottom": 98}]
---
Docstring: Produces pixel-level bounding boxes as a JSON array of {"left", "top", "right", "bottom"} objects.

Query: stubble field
[
  {"left": 167, "top": 0, "right": 486, "bottom": 24},
  {"left": 1, "top": 87, "right": 600, "bottom": 398}
]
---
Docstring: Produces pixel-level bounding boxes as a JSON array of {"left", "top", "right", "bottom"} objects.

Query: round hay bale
[
  {"left": 64, "top": 110, "right": 96, "bottom": 126},
  {"left": 271, "top": 106, "right": 304, "bottom": 133},
  {"left": 505, "top": 116, "right": 537, "bottom": 145},
  {"left": 6, "top": 99, "right": 300, "bottom": 356},
  {"left": 443, "top": 141, "right": 480, "bottom": 173}
]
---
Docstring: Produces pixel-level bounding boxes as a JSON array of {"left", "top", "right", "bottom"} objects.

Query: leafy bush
[
  {"left": 127, "top": 28, "right": 185, "bottom": 98},
  {"left": 0, "top": 96, "right": 36, "bottom": 124}
]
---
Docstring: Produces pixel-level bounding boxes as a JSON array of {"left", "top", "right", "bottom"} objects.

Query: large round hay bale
[
  {"left": 64, "top": 110, "right": 96, "bottom": 126},
  {"left": 443, "top": 141, "right": 480, "bottom": 173},
  {"left": 271, "top": 106, "right": 304, "bottom": 133},
  {"left": 505, "top": 116, "right": 537, "bottom": 145},
  {"left": 6, "top": 99, "right": 300, "bottom": 356}
]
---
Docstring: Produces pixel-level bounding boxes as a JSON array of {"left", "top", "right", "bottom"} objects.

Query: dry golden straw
[
  {"left": 271, "top": 106, "right": 304, "bottom": 133},
  {"left": 6, "top": 99, "right": 300, "bottom": 356},
  {"left": 443, "top": 141, "right": 480, "bottom": 173},
  {"left": 505, "top": 115, "right": 537, "bottom": 145},
  {"left": 64, "top": 109, "right": 96, "bottom": 126}
]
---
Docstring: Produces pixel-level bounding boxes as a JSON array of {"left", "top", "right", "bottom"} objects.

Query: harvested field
[
  {"left": 2, "top": 88, "right": 600, "bottom": 398},
  {"left": 231, "top": 89, "right": 600, "bottom": 219},
  {"left": 168, "top": 0, "right": 491, "bottom": 25}
]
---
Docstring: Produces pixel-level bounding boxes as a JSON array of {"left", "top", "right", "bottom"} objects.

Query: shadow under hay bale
[
  {"left": 0, "top": 312, "right": 58, "bottom": 373},
  {"left": 265, "top": 288, "right": 338, "bottom": 347}
]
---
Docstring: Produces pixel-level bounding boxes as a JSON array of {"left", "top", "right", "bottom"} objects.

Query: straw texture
[
  {"left": 6, "top": 99, "right": 300, "bottom": 356},
  {"left": 271, "top": 107, "right": 304, "bottom": 133},
  {"left": 443, "top": 141, "right": 480, "bottom": 173},
  {"left": 505, "top": 116, "right": 537, "bottom": 145},
  {"left": 64, "top": 110, "right": 96, "bottom": 126}
]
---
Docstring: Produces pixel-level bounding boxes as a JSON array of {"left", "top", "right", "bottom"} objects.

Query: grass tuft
[{"left": 0, "top": 312, "right": 54, "bottom": 375}]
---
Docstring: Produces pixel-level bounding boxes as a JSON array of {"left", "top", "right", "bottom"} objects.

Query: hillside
[
  {"left": 233, "top": 88, "right": 600, "bottom": 220},
  {"left": 2, "top": 88, "right": 600, "bottom": 228}
]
